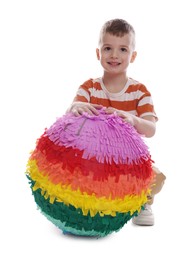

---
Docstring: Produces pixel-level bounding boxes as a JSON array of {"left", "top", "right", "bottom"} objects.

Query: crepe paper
[
  {"left": 26, "top": 109, "right": 154, "bottom": 237},
  {"left": 27, "top": 162, "right": 149, "bottom": 216},
  {"left": 31, "top": 134, "right": 153, "bottom": 182},
  {"left": 29, "top": 154, "right": 152, "bottom": 198},
  {"left": 46, "top": 111, "right": 150, "bottom": 164},
  {"left": 28, "top": 177, "right": 140, "bottom": 237}
]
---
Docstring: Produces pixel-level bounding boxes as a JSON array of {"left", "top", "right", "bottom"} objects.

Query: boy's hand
[
  {"left": 105, "top": 107, "right": 156, "bottom": 137},
  {"left": 105, "top": 107, "right": 135, "bottom": 126},
  {"left": 68, "top": 102, "right": 103, "bottom": 116}
]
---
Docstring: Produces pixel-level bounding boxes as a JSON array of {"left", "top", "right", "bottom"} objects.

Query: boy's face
[{"left": 96, "top": 33, "right": 137, "bottom": 75}]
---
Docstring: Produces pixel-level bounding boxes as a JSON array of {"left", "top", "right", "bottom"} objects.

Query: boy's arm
[
  {"left": 105, "top": 107, "right": 156, "bottom": 138},
  {"left": 132, "top": 115, "right": 156, "bottom": 138},
  {"left": 67, "top": 79, "right": 103, "bottom": 116}
]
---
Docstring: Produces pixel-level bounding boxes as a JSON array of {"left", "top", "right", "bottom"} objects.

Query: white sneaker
[{"left": 132, "top": 204, "right": 154, "bottom": 226}]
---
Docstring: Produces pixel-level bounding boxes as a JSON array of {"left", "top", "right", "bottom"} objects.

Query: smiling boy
[{"left": 68, "top": 19, "right": 166, "bottom": 226}]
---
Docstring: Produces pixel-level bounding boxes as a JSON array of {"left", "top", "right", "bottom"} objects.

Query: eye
[
  {"left": 104, "top": 46, "right": 111, "bottom": 51},
  {"left": 121, "top": 48, "right": 128, "bottom": 52}
]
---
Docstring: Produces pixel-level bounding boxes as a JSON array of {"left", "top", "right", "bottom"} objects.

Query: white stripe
[
  {"left": 138, "top": 96, "right": 153, "bottom": 106},
  {"left": 76, "top": 89, "right": 90, "bottom": 101},
  {"left": 88, "top": 88, "right": 107, "bottom": 99},
  {"left": 128, "top": 110, "right": 137, "bottom": 116},
  {"left": 140, "top": 112, "right": 158, "bottom": 120},
  {"left": 88, "top": 88, "right": 145, "bottom": 101}
]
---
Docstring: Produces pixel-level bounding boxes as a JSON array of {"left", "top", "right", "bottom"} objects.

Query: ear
[
  {"left": 96, "top": 48, "right": 100, "bottom": 60},
  {"left": 130, "top": 51, "right": 137, "bottom": 63}
]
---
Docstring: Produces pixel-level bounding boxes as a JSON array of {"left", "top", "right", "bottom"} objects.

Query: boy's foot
[{"left": 132, "top": 204, "right": 154, "bottom": 226}]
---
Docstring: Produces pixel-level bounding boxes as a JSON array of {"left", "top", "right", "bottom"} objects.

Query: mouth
[{"left": 107, "top": 62, "right": 121, "bottom": 66}]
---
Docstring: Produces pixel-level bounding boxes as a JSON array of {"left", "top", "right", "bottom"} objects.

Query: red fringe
[{"left": 31, "top": 133, "right": 153, "bottom": 182}]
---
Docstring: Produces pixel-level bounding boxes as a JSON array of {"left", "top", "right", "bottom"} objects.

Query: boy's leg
[
  {"left": 148, "top": 166, "right": 166, "bottom": 204},
  {"left": 132, "top": 166, "right": 166, "bottom": 225}
]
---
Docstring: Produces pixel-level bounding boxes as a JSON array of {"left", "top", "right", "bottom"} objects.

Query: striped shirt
[{"left": 74, "top": 77, "right": 157, "bottom": 119}]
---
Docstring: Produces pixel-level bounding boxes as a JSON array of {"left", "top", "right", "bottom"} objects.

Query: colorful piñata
[{"left": 26, "top": 108, "right": 154, "bottom": 237}]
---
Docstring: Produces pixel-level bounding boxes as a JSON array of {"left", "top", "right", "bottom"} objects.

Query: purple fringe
[{"left": 46, "top": 111, "right": 150, "bottom": 164}]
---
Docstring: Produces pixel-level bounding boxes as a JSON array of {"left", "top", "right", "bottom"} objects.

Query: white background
[{"left": 1, "top": 0, "right": 193, "bottom": 259}]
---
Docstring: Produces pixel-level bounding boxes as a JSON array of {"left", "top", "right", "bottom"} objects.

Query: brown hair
[{"left": 99, "top": 19, "right": 136, "bottom": 49}]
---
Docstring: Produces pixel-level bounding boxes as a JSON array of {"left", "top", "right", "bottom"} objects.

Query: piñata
[{"left": 26, "top": 108, "right": 154, "bottom": 237}]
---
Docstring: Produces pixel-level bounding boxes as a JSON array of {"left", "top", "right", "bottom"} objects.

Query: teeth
[{"left": 109, "top": 62, "right": 119, "bottom": 65}]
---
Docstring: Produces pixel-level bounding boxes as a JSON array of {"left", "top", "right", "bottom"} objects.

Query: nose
[{"left": 111, "top": 49, "right": 118, "bottom": 58}]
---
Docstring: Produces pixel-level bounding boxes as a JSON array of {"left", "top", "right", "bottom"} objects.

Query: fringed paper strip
[
  {"left": 31, "top": 134, "right": 153, "bottom": 182},
  {"left": 26, "top": 109, "right": 154, "bottom": 237},
  {"left": 28, "top": 176, "right": 141, "bottom": 237},
  {"left": 28, "top": 156, "right": 151, "bottom": 198},
  {"left": 47, "top": 111, "right": 150, "bottom": 164}
]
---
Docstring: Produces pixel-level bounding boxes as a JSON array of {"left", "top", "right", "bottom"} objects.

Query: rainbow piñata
[{"left": 26, "top": 109, "right": 154, "bottom": 237}]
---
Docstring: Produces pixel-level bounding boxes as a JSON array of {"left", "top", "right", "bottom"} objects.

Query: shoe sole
[{"left": 132, "top": 218, "right": 154, "bottom": 226}]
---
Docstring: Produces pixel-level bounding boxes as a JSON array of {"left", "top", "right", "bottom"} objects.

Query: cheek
[
  {"left": 101, "top": 53, "right": 111, "bottom": 61},
  {"left": 120, "top": 52, "right": 130, "bottom": 60},
  {"left": 98, "top": 54, "right": 104, "bottom": 62},
  {"left": 125, "top": 54, "right": 133, "bottom": 63}
]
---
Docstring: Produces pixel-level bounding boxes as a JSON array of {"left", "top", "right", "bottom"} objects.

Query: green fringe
[
  {"left": 42, "top": 212, "right": 107, "bottom": 237},
  {"left": 27, "top": 176, "right": 140, "bottom": 237}
]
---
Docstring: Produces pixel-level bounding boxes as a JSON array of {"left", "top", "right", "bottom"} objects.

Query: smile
[{"left": 107, "top": 62, "right": 121, "bottom": 66}]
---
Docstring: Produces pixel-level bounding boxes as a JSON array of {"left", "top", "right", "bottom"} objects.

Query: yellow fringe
[{"left": 26, "top": 159, "right": 150, "bottom": 217}]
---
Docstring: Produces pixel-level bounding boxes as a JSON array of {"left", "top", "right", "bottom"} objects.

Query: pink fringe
[{"left": 46, "top": 110, "right": 150, "bottom": 165}]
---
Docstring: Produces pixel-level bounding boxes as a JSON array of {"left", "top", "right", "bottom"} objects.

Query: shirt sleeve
[
  {"left": 73, "top": 79, "right": 93, "bottom": 103},
  {"left": 137, "top": 85, "right": 158, "bottom": 121}
]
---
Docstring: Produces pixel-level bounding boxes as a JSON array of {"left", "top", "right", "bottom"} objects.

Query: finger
[
  {"left": 84, "top": 107, "right": 96, "bottom": 115},
  {"left": 89, "top": 107, "right": 100, "bottom": 115},
  {"left": 89, "top": 104, "right": 104, "bottom": 115},
  {"left": 124, "top": 118, "right": 134, "bottom": 126},
  {"left": 105, "top": 108, "right": 114, "bottom": 114},
  {"left": 118, "top": 113, "right": 126, "bottom": 118},
  {"left": 78, "top": 107, "right": 97, "bottom": 116},
  {"left": 92, "top": 104, "right": 103, "bottom": 109},
  {"left": 73, "top": 110, "right": 81, "bottom": 117},
  {"left": 72, "top": 108, "right": 84, "bottom": 116}
]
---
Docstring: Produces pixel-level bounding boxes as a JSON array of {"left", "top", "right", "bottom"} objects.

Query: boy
[{"left": 68, "top": 19, "right": 166, "bottom": 226}]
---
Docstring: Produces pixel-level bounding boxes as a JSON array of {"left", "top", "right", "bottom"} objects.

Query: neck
[{"left": 102, "top": 73, "right": 128, "bottom": 93}]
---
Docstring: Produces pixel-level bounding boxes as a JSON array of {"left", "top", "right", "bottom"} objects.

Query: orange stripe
[
  {"left": 74, "top": 79, "right": 155, "bottom": 115},
  {"left": 74, "top": 97, "right": 154, "bottom": 116},
  {"left": 89, "top": 97, "right": 138, "bottom": 111},
  {"left": 32, "top": 150, "right": 153, "bottom": 198},
  {"left": 137, "top": 104, "right": 154, "bottom": 117},
  {"left": 79, "top": 79, "right": 151, "bottom": 95},
  {"left": 74, "top": 96, "right": 88, "bottom": 102},
  {"left": 125, "top": 83, "right": 150, "bottom": 94}
]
